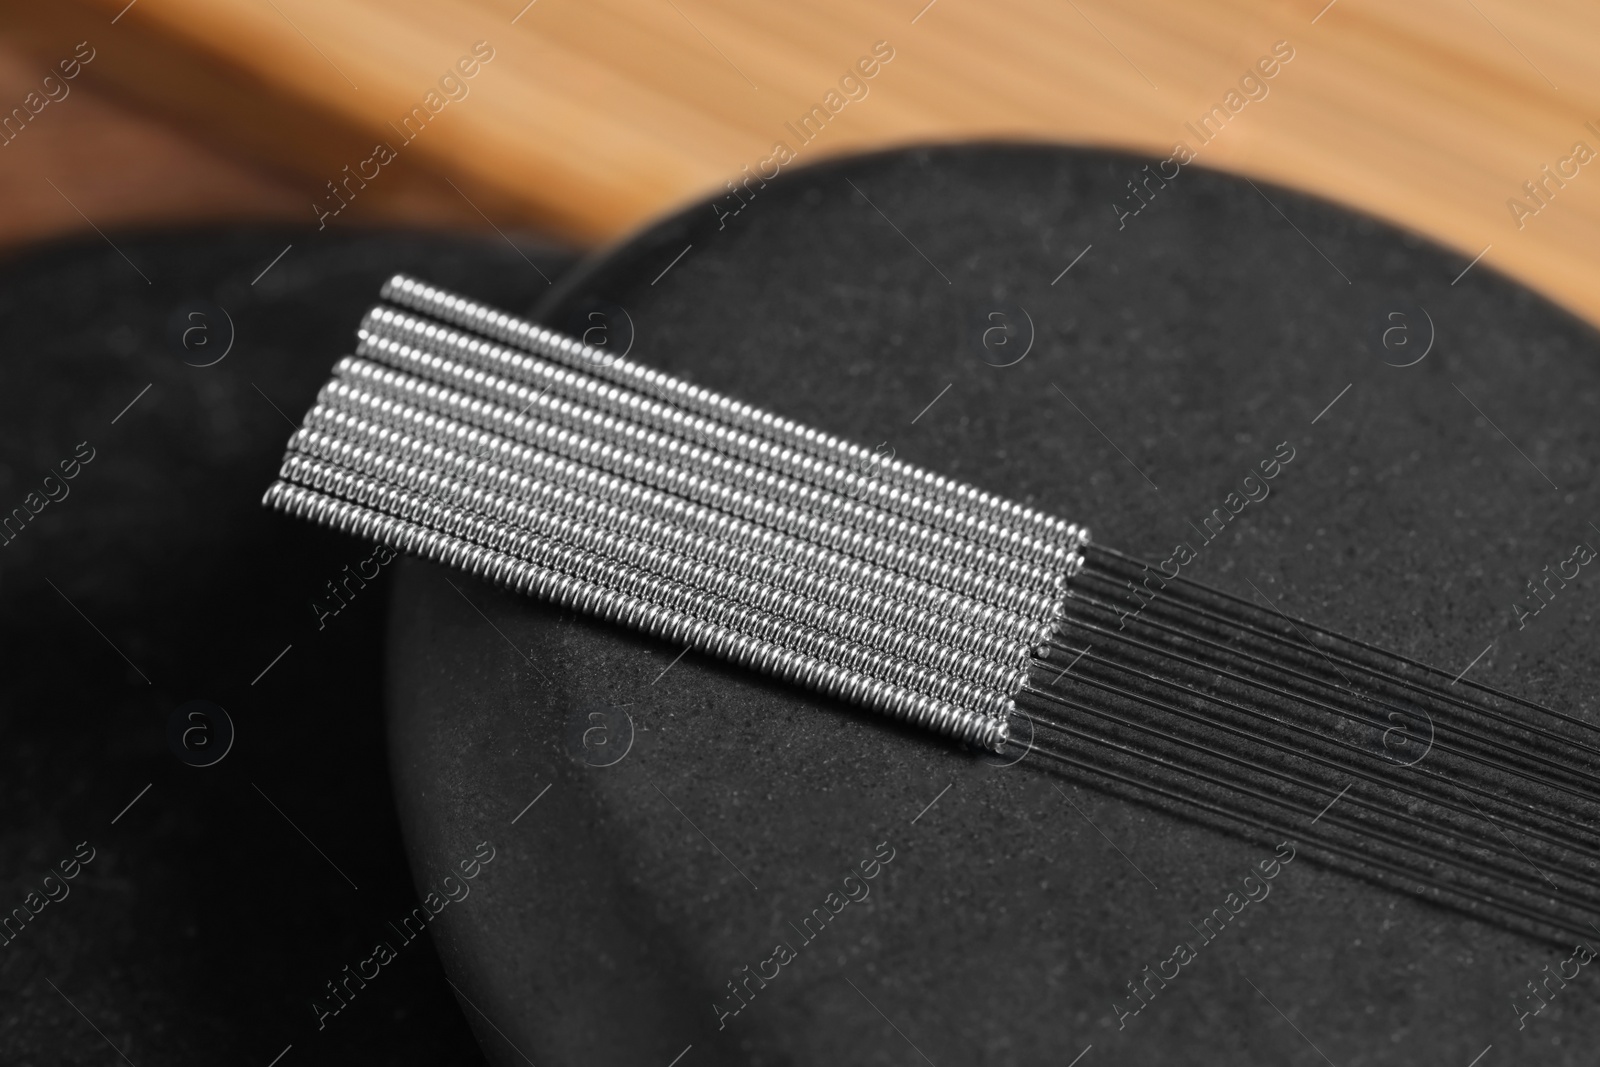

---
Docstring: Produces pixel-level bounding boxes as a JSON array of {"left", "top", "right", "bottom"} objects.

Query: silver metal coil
[
  {"left": 262, "top": 480, "right": 1010, "bottom": 751},
  {"left": 318, "top": 372, "right": 1063, "bottom": 619},
  {"left": 290, "top": 409, "right": 1056, "bottom": 656},
  {"left": 342, "top": 337, "right": 1062, "bottom": 594},
  {"left": 280, "top": 439, "right": 1031, "bottom": 695},
  {"left": 378, "top": 275, "right": 1086, "bottom": 551},
  {"left": 279, "top": 453, "right": 1017, "bottom": 713},
  {"left": 297, "top": 403, "right": 1056, "bottom": 645},
  {"left": 271, "top": 459, "right": 1019, "bottom": 719},
  {"left": 256, "top": 275, "right": 1101, "bottom": 754},
  {"left": 360, "top": 306, "right": 1072, "bottom": 568}
]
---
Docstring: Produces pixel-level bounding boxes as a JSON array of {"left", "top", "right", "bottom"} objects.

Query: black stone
[
  {"left": 387, "top": 146, "right": 1600, "bottom": 1065},
  {"left": 0, "top": 228, "right": 568, "bottom": 1066}
]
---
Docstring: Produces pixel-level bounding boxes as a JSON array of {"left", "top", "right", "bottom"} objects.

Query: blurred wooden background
[{"left": 4, "top": 0, "right": 1600, "bottom": 324}]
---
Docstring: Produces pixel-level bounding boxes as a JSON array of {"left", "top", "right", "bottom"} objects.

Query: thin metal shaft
[
  {"left": 1028, "top": 646, "right": 1600, "bottom": 873},
  {"left": 1053, "top": 608, "right": 1600, "bottom": 806},
  {"left": 1024, "top": 732, "right": 1595, "bottom": 944},
  {"left": 1060, "top": 581, "right": 1600, "bottom": 780},
  {"left": 1090, "top": 544, "right": 1595, "bottom": 734},
  {"left": 1077, "top": 561, "right": 1600, "bottom": 761},
  {"left": 1026, "top": 695, "right": 1600, "bottom": 914}
]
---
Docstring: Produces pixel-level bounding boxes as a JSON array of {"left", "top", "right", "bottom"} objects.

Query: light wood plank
[{"left": 6, "top": 0, "right": 1600, "bottom": 326}]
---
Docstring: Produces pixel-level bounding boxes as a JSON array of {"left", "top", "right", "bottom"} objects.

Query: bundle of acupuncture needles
[
  {"left": 266, "top": 276, "right": 1596, "bottom": 942},
  {"left": 265, "top": 275, "right": 1088, "bottom": 754}
]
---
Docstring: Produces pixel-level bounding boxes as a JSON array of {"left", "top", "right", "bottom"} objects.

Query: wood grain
[{"left": 5, "top": 0, "right": 1600, "bottom": 325}]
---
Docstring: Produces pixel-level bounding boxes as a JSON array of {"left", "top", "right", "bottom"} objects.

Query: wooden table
[{"left": 6, "top": 0, "right": 1600, "bottom": 327}]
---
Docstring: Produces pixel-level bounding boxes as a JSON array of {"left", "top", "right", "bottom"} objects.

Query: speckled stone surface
[{"left": 386, "top": 145, "right": 1600, "bottom": 1065}]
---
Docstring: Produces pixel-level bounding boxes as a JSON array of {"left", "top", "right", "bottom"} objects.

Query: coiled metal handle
[
  {"left": 346, "top": 337, "right": 1061, "bottom": 593},
  {"left": 265, "top": 479, "right": 1011, "bottom": 748},
  {"left": 263, "top": 277, "right": 1091, "bottom": 754},
  {"left": 290, "top": 413, "right": 1054, "bottom": 659},
  {"left": 280, "top": 447, "right": 1025, "bottom": 704},
  {"left": 321, "top": 369, "right": 1063, "bottom": 619},
  {"left": 360, "top": 305, "right": 1074, "bottom": 566},
  {"left": 380, "top": 275, "right": 1080, "bottom": 548},
  {"left": 295, "top": 396, "right": 1057, "bottom": 642}
]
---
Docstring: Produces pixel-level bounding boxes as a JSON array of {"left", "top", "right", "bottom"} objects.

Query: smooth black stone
[{"left": 386, "top": 146, "right": 1600, "bottom": 1065}]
